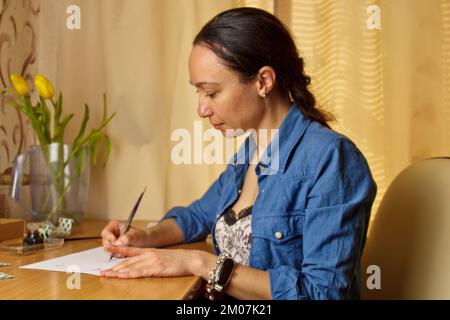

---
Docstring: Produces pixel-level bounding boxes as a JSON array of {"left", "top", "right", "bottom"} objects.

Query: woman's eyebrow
[{"left": 189, "top": 80, "right": 220, "bottom": 88}]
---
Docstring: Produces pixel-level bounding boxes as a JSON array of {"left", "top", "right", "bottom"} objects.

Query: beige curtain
[
  {"left": 5, "top": 0, "right": 449, "bottom": 222},
  {"left": 277, "top": 0, "right": 450, "bottom": 219},
  {"left": 38, "top": 0, "right": 239, "bottom": 221}
]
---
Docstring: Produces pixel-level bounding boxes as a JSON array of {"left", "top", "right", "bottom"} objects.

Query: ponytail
[{"left": 289, "top": 57, "right": 334, "bottom": 129}]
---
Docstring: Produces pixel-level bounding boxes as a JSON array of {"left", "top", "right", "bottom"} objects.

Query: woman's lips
[{"left": 213, "top": 123, "right": 224, "bottom": 130}]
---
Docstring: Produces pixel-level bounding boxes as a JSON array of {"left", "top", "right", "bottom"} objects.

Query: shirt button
[
  {"left": 261, "top": 189, "right": 265, "bottom": 193},
  {"left": 275, "top": 232, "right": 283, "bottom": 239}
]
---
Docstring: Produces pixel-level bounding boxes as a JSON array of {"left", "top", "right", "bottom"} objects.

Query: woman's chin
[{"left": 218, "top": 127, "right": 245, "bottom": 138}]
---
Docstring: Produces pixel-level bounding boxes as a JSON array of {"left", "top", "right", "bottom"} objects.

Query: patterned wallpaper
[{"left": 0, "top": 0, "right": 39, "bottom": 177}]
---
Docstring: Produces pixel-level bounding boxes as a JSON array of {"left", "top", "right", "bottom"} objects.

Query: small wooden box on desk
[{"left": 0, "top": 219, "right": 25, "bottom": 241}]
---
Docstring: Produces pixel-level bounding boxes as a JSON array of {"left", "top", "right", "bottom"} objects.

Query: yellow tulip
[
  {"left": 34, "top": 74, "right": 55, "bottom": 99},
  {"left": 10, "top": 74, "right": 30, "bottom": 96}
]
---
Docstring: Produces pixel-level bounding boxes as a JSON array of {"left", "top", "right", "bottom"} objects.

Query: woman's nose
[{"left": 197, "top": 100, "right": 213, "bottom": 118}]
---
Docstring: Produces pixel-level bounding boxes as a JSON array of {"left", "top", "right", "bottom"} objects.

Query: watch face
[{"left": 217, "top": 258, "right": 235, "bottom": 286}]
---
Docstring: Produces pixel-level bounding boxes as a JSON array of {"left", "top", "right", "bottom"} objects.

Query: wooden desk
[{"left": 0, "top": 220, "right": 214, "bottom": 300}]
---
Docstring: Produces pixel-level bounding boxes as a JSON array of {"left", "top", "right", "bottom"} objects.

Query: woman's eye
[{"left": 194, "top": 89, "right": 217, "bottom": 98}]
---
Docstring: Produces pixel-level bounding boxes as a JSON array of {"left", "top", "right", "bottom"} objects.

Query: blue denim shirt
[{"left": 163, "top": 104, "right": 377, "bottom": 300}]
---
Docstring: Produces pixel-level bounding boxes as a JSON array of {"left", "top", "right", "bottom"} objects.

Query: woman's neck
[{"left": 251, "top": 94, "right": 291, "bottom": 162}]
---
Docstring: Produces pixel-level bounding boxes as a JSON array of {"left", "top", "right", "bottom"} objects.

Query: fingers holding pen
[{"left": 101, "top": 220, "right": 123, "bottom": 246}]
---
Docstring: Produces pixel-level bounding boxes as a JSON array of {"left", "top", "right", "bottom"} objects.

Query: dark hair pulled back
[{"left": 194, "top": 7, "right": 333, "bottom": 128}]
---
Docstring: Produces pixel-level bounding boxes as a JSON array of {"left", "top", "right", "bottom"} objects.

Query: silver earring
[{"left": 260, "top": 92, "right": 266, "bottom": 98}]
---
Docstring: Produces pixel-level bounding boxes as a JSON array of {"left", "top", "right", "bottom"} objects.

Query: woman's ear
[{"left": 256, "top": 66, "right": 276, "bottom": 97}]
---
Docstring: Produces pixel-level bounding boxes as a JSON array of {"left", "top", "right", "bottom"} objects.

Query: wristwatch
[
  {"left": 206, "top": 253, "right": 236, "bottom": 299},
  {"left": 213, "top": 254, "right": 236, "bottom": 292}
]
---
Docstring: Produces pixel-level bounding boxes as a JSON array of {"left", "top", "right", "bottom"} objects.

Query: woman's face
[{"left": 188, "top": 44, "right": 264, "bottom": 136}]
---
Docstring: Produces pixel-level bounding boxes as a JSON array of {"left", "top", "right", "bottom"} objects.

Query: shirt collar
[{"left": 230, "top": 103, "right": 311, "bottom": 174}]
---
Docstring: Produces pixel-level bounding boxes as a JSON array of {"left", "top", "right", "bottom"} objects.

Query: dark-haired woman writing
[{"left": 100, "top": 8, "right": 377, "bottom": 300}]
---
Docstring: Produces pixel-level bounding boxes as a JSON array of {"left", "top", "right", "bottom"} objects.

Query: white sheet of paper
[{"left": 20, "top": 247, "right": 125, "bottom": 276}]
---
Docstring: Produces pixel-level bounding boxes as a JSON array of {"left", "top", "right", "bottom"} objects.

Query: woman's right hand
[{"left": 101, "top": 220, "right": 151, "bottom": 248}]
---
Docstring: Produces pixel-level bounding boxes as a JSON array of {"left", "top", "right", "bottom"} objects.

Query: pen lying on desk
[{"left": 109, "top": 186, "right": 147, "bottom": 261}]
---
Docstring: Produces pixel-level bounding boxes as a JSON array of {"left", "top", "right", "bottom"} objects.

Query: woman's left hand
[{"left": 100, "top": 245, "right": 207, "bottom": 278}]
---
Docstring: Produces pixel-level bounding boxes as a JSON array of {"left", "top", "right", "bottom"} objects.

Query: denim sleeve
[
  {"left": 160, "top": 168, "right": 229, "bottom": 243},
  {"left": 269, "top": 139, "right": 377, "bottom": 299}
]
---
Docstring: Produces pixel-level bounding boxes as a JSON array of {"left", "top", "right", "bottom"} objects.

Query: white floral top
[{"left": 214, "top": 206, "right": 253, "bottom": 265}]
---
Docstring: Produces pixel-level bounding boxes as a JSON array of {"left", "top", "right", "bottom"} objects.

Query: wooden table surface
[{"left": 0, "top": 220, "right": 214, "bottom": 300}]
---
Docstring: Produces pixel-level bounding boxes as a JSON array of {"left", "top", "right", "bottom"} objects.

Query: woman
[{"left": 100, "top": 7, "right": 377, "bottom": 300}]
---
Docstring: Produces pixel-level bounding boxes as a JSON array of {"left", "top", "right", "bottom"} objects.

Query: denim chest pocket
[
  {"left": 252, "top": 212, "right": 305, "bottom": 244},
  {"left": 250, "top": 212, "right": 305, "bottom": 267}
]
